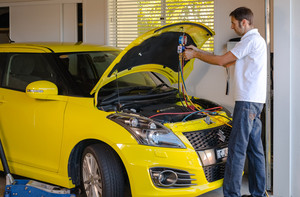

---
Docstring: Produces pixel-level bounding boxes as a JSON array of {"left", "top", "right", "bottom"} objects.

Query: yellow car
[{"left": 0, "top": 22, "right": 232, "bottom": 197}]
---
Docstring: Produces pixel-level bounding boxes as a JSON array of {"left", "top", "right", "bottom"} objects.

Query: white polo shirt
[{"left": 230, "top": 29, "right": 267, "bottom": 103}]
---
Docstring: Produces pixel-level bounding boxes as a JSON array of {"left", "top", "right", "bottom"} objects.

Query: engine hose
[
  {"left": 178, "top": 54, "right": 232, "bottom": 127},
  {"left": 178, "top": 54, "right": 196, "bottom": 111}
]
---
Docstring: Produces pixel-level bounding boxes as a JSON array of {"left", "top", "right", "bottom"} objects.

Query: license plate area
[
  {"left": 197, "top": 147, "right": 228, "bottom": 166},
  {"left": 216, "top": 147, "right": 228, "bottom": 160}
]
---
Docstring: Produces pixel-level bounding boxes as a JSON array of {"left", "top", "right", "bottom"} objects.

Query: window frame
[{"left": 108, "top": 0, "right": 214, "bottom": 51}]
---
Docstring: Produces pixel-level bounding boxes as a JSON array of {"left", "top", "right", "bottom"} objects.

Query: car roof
[{"left": 0, "top": 42, "right": 121, "bottom": 53}]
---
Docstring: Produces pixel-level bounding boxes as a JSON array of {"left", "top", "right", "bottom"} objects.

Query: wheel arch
[{"left": 67, "top": 139, "right": 130, "bottom": 189}]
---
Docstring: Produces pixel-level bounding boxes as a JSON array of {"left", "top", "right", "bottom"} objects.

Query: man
[{"left": 183, "top": 7, "right": 267, "bottom": 197}]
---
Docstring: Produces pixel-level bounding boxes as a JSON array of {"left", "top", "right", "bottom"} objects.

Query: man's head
[{"left": 229, "top": 7, "right": 254, "bottom": 36}]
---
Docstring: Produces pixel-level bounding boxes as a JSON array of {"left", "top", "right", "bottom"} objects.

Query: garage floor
[
  {"left": 200, "top": 176, "right": 249, "bottom": 197},
  {"left": 0, "top": 173, "right": 272, "bottom": 197},
  {"left": 200, "top": 175, "right": 273, "bottom": 197}
]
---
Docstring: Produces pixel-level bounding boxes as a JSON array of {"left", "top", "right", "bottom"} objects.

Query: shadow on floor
[{"left": 199, "top": 175, "right": 250, "bottom": 197}]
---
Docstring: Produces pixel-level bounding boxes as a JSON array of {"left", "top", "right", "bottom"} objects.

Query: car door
[{"left": 0, "top": 52, "right": 67, "bottom": 173}]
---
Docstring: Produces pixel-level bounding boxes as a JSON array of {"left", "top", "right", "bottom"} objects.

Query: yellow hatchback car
[{"left": 0, "top": 22, "right": 232, "bottom": 197}]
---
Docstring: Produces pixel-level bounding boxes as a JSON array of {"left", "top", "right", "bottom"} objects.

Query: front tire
[{"left": 81, "top": 143, "right": 125, "bottom": 197}]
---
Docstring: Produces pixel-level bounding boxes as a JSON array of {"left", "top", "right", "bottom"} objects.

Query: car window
[
  {"left": 0, "top": 54, "right": 7, "bottom": 83},
  {"left": 57, "top": 51, "right": 119, "bottom": 94},
  {"left": 116, "top": 72, "right": 157, "bottom": 87},
  {"left": 2, "top": 53, "right": 58, "bottom": 92},
  {"left": 101, "top": 72, "right": 158, "bottom": 91}
]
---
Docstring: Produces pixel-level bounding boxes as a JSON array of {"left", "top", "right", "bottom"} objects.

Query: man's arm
[{"left": 183, "top": 45, "right": 237, "bottom": 67}]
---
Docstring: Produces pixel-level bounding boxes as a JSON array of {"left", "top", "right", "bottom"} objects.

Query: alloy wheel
[{"left": 82, "top": 153, "right": 103, "bottom": 197}]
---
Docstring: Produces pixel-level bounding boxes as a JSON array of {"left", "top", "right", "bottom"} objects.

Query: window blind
[{"left": 108, "top": 0, "right": 214, "bottom": 51}]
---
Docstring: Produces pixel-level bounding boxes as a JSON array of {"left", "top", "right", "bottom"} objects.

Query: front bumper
[
  {"left": 116, "top": 122, "right": 231, "bottom": 197},
  {"left": 117, "top": 144, "right": 223, "bottom": 197}
]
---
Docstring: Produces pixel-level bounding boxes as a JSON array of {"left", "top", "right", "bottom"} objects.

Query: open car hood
[{"left": 91, "top": 22, "right": 214, "bottom": 95}]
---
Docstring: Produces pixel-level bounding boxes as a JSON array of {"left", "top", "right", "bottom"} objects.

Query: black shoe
[{"left": 242, "top": 195, "right": 252, "bottom": 197}]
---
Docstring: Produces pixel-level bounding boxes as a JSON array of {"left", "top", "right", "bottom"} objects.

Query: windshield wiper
[
  {"left": 100, "top": 88, "right": 177, "bottom": 106},
  {"left": 100, "top": 86, "right": 153, "bottom": 102}
]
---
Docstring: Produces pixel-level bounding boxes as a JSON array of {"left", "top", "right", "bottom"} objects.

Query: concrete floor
[
  {"left": 0, "top": 173, "right": 272, "bottom": 197},
  {"left": 200, "top": 175, "right": 273, "bottom": 197},
  {"left": 200, "top": 176, "right": 250, "bottom": 197}
]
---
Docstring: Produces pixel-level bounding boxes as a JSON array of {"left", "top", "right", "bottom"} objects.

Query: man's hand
[
  {"left": 183, "top": 45, "right": 201, "bottom": 61},
  {"left": 185, "top": 45, "right": 200, "bottom": 52}
]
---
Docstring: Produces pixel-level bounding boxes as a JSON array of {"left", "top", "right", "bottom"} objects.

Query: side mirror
[{"left": 26, "top": 80, "right": 58, "bottom": 99}]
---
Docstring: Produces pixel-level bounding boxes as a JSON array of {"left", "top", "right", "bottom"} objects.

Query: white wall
[
  {"left": 273, "top": 0, "right": 291, "bottom": 195},
  {"left": 6, "top": 1, "right": 79, "bottom": 43},
  {"left": 82, "top": 0, "right": 106, "bottom": 45},
  {"left": 273, "top": 0, "right": 300, "bottom": 196},
  {"left": 10, "top": 4, "right": 62, "bottom": 42},
  {"left": 185, "top": 0, "right": 266, "bottom": 113},
  {"left": 62, "top": 3, "right": 77, "bottom": 42},
  {"left": 4, "top": 0, "right": 106, "bottom": 44},
  {"left": 291, "top": 0, "right": 300, "bottom": 195}
]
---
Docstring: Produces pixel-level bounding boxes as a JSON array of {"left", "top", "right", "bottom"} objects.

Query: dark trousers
[{"left": 223, "top": 101, "right": 266, "bottom": 197}]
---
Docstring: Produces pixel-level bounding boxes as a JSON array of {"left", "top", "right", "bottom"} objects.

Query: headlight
[{"left": 107, "top": 113, "right": 186, "bottom": 148}]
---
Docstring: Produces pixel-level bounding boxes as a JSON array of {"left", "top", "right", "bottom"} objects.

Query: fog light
[
  {"left": 158, "top": 170, "right": 178, "bottom": 187},
  {"left": 149, "top": 167, "right": 196, "bottom": 188}
]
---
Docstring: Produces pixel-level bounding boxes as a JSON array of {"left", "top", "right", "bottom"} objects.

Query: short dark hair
[{"left": 229, "top": 7, "right": 254, "bottom": 25}]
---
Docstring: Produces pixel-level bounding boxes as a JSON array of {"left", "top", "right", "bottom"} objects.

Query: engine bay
[{"left": 98, "top": 89, "right": 230, "bottom": 124}]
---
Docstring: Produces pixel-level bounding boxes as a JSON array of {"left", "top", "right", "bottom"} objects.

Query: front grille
[
  {"left": 183, "top": 124, "right": 232, "bottom": 182},
  {"left": 183, "top": 124, "right": 232, "bottom": 151},
  {"left": 203, "top": 162, "right": 226, "bottom": 182}
]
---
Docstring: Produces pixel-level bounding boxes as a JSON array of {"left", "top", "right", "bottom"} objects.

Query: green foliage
[{"left": 137, "top": 0, "right": 214, "bottom": 51}]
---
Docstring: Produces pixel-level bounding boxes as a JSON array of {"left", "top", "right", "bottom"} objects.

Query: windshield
[
  {"left": 102, "top": 72, "right": 157, "bottom": 89},
  {"left": 56, "top": 51, "right": 120, "bottom": 95},
  {"left": 98, "top": 72, "right": 177, "bottom": 111}
]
